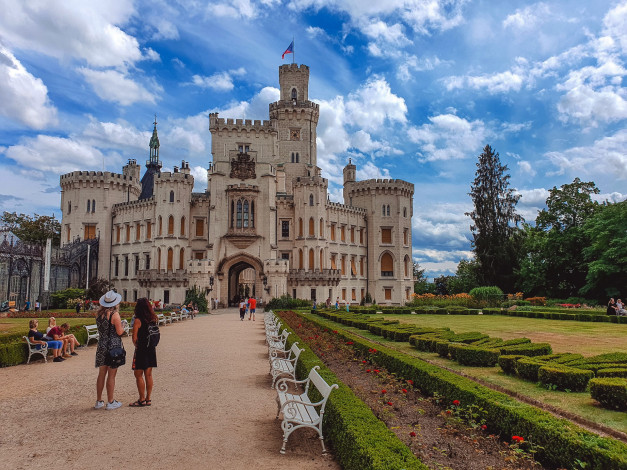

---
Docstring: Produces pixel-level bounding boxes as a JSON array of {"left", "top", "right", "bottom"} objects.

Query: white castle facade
[{"left": 59, "top": 64, "right": 414, "bottom": 307}]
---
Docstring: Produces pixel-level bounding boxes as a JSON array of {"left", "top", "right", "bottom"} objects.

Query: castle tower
[
  {"left": 140, "top": 117, "right": 163, "bottom": 200},
  {"left": 269, "top": 64, "right": 320, "bottom": 171}
]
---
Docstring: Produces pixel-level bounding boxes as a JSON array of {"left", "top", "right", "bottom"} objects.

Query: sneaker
[
  {"left": 71, "top": 352, "right": 78, "bottom": 356},
  {"left": 106, "top": 400, "right": 122, "bottom": 410},
  {"left": 53, "top": 357, "right": 64, "bottom": 362},
  {"left": 94, "top": 400, "right": 105, "bottom": 409}
]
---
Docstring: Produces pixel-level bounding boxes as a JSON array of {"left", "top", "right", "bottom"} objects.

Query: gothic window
[
  {"left": 387, "top": 205, "right": 390, "bottom": 216},
  {"left": 291, "top": 152, "right": 295, "bottom": 163},
  {"left": 147, "top": 221, "right": 152, "bottom": 239},
  {"left": 309, "top": 217, "right": 314, "bottom": 236},
  {"left": 124, "top": 255, "right": 129, "bottom": 277},
  {"left": 404, "top": 229, "right": 408, "bottom": 245},
  {"left": 298, "top": 249, "right": 303, "bottom": 269},
  {"left": 251, "top": 202, "right": 255, "bottom": 228},
  {"left": 243, "top": 201, "right": 249, "bottom": 228},
  {"left": 136, "top": 224, "right": 141, "bottom": 240},
  {"left": 180, "top": 216, "right": 186, "bottom": 236},
  {"left": 236, "top": 200, "right": 242, "bottom": 228},
  {"left": 145, "top": 253, "right": 150, "bottom": 269},
  {"left": 157, "top": 248, "right": 161, "bottom": 270},
  {"left": 309, "top": 194, "right": 314, "bottom": 206},
  {"left": 350, "top": 227, "right": 355, "bottom": 243},
  {"left": 291, "top": 88, "right": 297, "bottom": 100},
  {"left": 115, "top": 257, "right": 119, "bottom": 277},
  {"left": 404, "top": 255, "right": 409, "bottom": 277},
  {"left": 381, "top": 253, "right": 394, "bottom": 277},
  {"left": 403, "top": 207, "right": 407, "bottom": 217},
  {"left": 135, "top": 255, "right": 140, "bottom": 274},
  {"left": 360, "top": 257, "right": 364, "bottom": 276},
  {"left": 158, "top": 216, "right": 162, "bottom": 236},
  {"left": 298, "top": 218, "right": 303, "bottom": 237},
  {"left": 170, "top": 191, "right": 174, "bottom": 203},
  {"left": 282, "top": 220, "right": 289, "bottom": 238},
  {"left": 309, "top": 248, "right": 314, "bottom": 272},
  {"left": 168, "top": 215, "right": 174, "bottom": 235},
  {"left": 68, "top": 201, "right": 71, "bottom": 214},
  {"left": 382, "top": 205, "right": 385, "bottom": 216},
  {"left": 231, "top": 201, "right": 234, "bottom": 228},
  {"left": 126, "top": 225, "right": 130, "bottom": 242},
  {"left": 87, "top": 200, "right": 90, "bottom": 212},
  {"left": 92, "top": 200, "right": 95, "bottom": 213},
  {"left": 319, "top": 249, "right": 324, "bottom": 270},
  {"left": 196, "top": 219, "right": 204, "bottom": 237},
  {"left": 167, "top": 248, "right": 173, "bottom": 271},
  {"left": 295, "top": 153, "right": 299, "bottom": 163},
  {"left": 179, "top": 248, "right": 185, "bottom": 270},
  {"left": 319, "top": 218, "right": 324, "bottom": 238}
]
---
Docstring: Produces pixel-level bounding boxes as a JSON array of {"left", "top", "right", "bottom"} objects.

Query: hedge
[
  {"left": 515, "top": 358, "right": 544, "bottom": 382},
  {"left": 597, "top": 368, "right": 627, "bottom": 378},
  {"left": 298, "top": 311, "right": 627, "bottom": 469},
  {"left": 275, "top": 313, "right": 428, "bottom": 469},
  {"left": 500, "top": 343, "right": 553, "bottom": 357},
  {"left": 537, "top": 366, "right": 594, "bottom": 392},
  {"left": 450, "top": 344, "right": 500, "bottom": 367},
  {"left": 498, "top": 355, "right": 524, "bottom": 375},
  {"left": 589, "top": 378, "right": 627, "bottom": 411}
]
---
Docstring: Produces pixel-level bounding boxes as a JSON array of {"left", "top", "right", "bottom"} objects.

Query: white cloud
[
  {"left": 602, "top": 1, "right": 627, "bottom": 55},
  {"left": 306, "top": 26, "right": 328, "bottom": 39},
  {"left": 557, "top": 85, "right": 627, "bottom": 126},
  {"left": 151, "top": 19, "right": 180, "bottom": 40},
  {"left": 503, "top": 3, "right": 551, "bottom": 31},
  {"left": 517, "top": 160, "right": 537, "bottom": 177},
  {"left": 408, "top": 114, "right": 489, "bottom": 161},
  {"left": 207, "top": 0, "right": 258, "bottom": 19},
  {"left": 516, "top": 188, "right": 549, "bottom": 206},
  {"left": 191, "top": 166, "right": 208, "bottom": 191},
  {"left": 397, "top": 54, "right": 445, "bottom": 81},
  {"left": 0, "top": 45, "right": 57, "bottom": 129},
  {"left": 0, "top": 0, "right": 144, "bottom": 68},
  {"left": 344, "top": 76, "right": 407, "bottom": 131},
  {"left": 444, "top": 70, "right": 525, "bottom": 93},
  {"left": 81, "top": 117, "right": 149, "bottom": 151},
  {"left": 213, "top": 86, "right": 280, "bottom": 120},
  {"left": 191, "top": 68, "right": 246, "bottom": 91},
  {"left": 361, "top": 20, "right": 411, "bottom": 57},
  {"left": 356, "top": 161, "right": 391, "bottom": 180},
  {"left": 79, "top": 68, "right": 159, "bottom": 106}
]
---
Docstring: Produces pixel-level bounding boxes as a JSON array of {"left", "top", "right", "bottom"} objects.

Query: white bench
[
  {"left": 157, "top": 313, "right": 167, "bottom": 326},
  {"left": 23, "top": 336, "right": 49, "bottom": 363},
  {"left": 268, "top": 329, "right": 290, "bottom": 351},
  {"left": 169, "top": 311, "right": 181, "bottom": 322},
  {"left": 275, "top": 366, "right": 338, "bottom": 454},
  {"left": 84, "top": 324, "right": 99, "bottom": 346},
  {"left": 270, "top": 343, "right": 303, "bottom": 389}
]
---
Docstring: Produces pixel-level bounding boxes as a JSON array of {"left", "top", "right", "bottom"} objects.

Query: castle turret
[{"left": 140, "top": 117, "right": 163, "bottom": 200}]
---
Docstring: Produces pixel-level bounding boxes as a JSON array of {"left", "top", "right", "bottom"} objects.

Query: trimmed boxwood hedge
[
  {"left": 589, "top": 378, "right": 627, "bottom": 411},
  {"left": 293, "top": 311, "right": 627, "bottom": 469},
  {"left": 498, "top": 355, "right": 524, "bottom": 375},
  {"left": 516, "top": 358, "right": 545, "bottom": 382},
  {"left": 500, "top": 343, "right": 553, "bottom": 357},
  {"left": 597, "top": 368, "right": 627, "bottom": 378},
  {"left": 449, "top": 344, "right": 499, "bottom": 367},
  {"left": 537, "top": 366, "right": 593, "bottom": 392}
]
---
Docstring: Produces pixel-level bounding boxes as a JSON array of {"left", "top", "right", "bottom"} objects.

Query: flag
[{"left": 282, "top": 40, "right": 294, "bottom": 59}]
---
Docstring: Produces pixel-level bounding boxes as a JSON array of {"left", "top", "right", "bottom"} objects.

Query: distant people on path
[
  {"left": 25, "top": 301, "right": 30, "bottom": 311},
  {"left": 35, "top": 301, "right": 40, "bottom": 311},
  {"left": 326, "top": 297, "right": 331, "bottom": 308},
  {"left": 312, "top": 300, "right": 317, "bottom": 310},
  {"left": 214, "top": 297, "right": 219, "bottom": 310},
  {"left": 94, "top": 290, "right": 125, "bottom": 410},
  {"left": 239, "top": 299, "right": 246, "bottom": 321},
  {"left": 608, "top": 298, "right": 618, "bottom": 315},
  {"left": 130, "top": 298, "right": 157, "bottom": 407},
  {"left": 248, "top": 297, "right": 256, "bottom": 321},
  {"left": 75, "top": 302, "right": 81, "bottom": 314},
  {"left": 28, "top": 319, "right": 64, "bottom": 362},
  {"left": 335, "top": 297, "right": 339, "bottom": 310}
]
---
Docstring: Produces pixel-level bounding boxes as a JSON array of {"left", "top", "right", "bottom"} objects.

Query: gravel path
[{"left": 0, "top": 309, "right": 339, "bottom": 470}]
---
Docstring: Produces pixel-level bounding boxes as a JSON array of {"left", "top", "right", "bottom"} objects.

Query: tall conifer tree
[{"left": 466, "top": 145, "right": 523, "bottom": 290}]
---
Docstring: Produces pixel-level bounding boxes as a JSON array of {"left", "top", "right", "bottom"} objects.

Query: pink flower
[
  {"left": 452, "top": 400, "right": 460, "bottom": 406},
  {"left": 409, "top": 431, "right": 416, "bottom": 437}
]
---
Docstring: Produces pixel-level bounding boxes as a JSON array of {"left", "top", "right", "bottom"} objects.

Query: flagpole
[{"left": 292, "top": 36, "right": 295, "bottom": 64}]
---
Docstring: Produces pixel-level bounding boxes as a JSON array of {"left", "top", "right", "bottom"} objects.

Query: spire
[{"left": 149, "top": 114, "right": 160, "bottom": 164}]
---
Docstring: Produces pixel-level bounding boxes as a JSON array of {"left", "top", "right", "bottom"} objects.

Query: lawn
[
  {"left": 0, "top": 318, "right": 97, "bottom": 337},
  {"left": 329, "top": 314, "right": 627, "bottom": 434}
]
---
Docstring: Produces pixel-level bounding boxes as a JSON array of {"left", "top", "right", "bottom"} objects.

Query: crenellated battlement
[
  {"left": 112, "top": 196, "right": 156, "bottom": 213},
  {"left": 226, "top": 183, "right": 260, "bottom": 192},
  {"left": 326, "top": 201, "right": 367, "bottom": 215},
  {"left": 269, "top": 101, "right": 319, "bottom": 112},
  {"left": 155, "top": 171, "right": 193, "bottom": 184},
  {"left": 209, "top": 113, "right": 276, "bottom": 133},
  {"left": 347, "top": 179, "right": 414, "bottom": 197},
  {"left": 279, "top": 63, "right": 309, "bottom": 73},
  {"left": 292, "top": 175, "right": 327, "bottom": 188},
  {"left": 60, "top": 170, "right": 141, "bottom": 189}
]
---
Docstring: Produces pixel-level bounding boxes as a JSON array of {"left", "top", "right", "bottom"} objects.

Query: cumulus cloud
[
  {"left": 213, "top": 86, "right": 280, "bottom": 120},
  {"left": 517, "top": 160, "right": 537, "bottom": 177},
  {"left": 191, "top": 68, "right": 246, "bottom": 91},
  {"left": 79, "top": 68, "right": 160, "bottom": 106},
  {"left": 345, "top": 76, "right": 407, "bottom": 131},
  {"left": 361, "top": 20, "right": 412, "bottom": 57},
  {"left": 0, "top": 45, "right": 57, "bottom": 129},
  {"left": 397, "top": 55, "right": 445, "bottom": 81},
  {"left": 81, "top": 117, "right": 150, "bottom": 151},
  {"left": 206, "top": 0, "right": 279, "bottom": 19},
  {"left": 356, "top": 161, "right": 391, "bottom": 180},
  {"left": 444, "top": 70, "right": 525, "bottom": 93},
  {"left": 502, "top": 3, "right": 551, "bottom": 31},
  {"left": 408, "top": 114, "right": 489, "bottom": 161}
]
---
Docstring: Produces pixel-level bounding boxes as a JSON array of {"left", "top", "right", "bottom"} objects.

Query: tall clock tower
[{"left": 269, "top": 64, "right": 320, "bottom": 167}]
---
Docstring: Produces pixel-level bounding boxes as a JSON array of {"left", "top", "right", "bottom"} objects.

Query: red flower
[
  {"left": 346, "top": 341, "right": 354, "bottom": 345},
  {"left": 452, "top": 400, "right": 460, "bottom": 406},
  {"left": 333, "top": 330, "right": 338, "bottom": 334},
  {"left": 446, "top": 410, "right": 452, "bottom": 415},
  {"left": 481, "top": 425, "right": 487, "bottom": 430},
  {"left": 409, "top": 431, "right": 416, "bottom": 437},
  {"left": 374, "top": 369, "right": 380, "bottom": 374},
  {"left": 402, "top": 389, "right": 408, "bottom": 393},
  {"left": 512, "top": 436, "right": 524, "bottom": 443},
  {"left": 387, "top": 401, "right": 393, "bottom": 406},
  {"left": 381, "top": 389, "right": 387, "bottom": 394},
  {"left": 407, "top": 379, "right": 414, "bottom": 385},
  {"left": 372, "top": 349, "right": 377, "bottom": 353},
  {"left": 366, "top": 369, "right": 371, "bottom": 373},
  {"left": 362, "top": 360, "right": 367, "bottom": 364},
  {"left": 368, "top": 348, "right": 373, "bottom": 352}
]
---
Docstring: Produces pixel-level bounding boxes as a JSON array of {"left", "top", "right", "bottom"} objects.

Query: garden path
[{"left": 0, "top": 308, "right": 339, "bottom": 470}]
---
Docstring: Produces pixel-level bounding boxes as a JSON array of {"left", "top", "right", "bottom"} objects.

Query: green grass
[
  {"left": 332, "top": 315, "right": 627, "bottom": 434},
  {"left": 0, "top": 318, "right": 96, "bottom": 337}
]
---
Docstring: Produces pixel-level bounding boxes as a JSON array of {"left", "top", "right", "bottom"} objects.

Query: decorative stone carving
[{"left": 230, "top": 152, "right": 256, "bottom": 180}]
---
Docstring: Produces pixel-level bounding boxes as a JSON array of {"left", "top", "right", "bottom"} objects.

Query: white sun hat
[{"left": 99, "top": 290, "right": 122, "bottom": 308}]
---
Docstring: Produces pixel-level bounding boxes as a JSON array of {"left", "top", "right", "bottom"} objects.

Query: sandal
[
  {"left": 129, "top": 400, "right": 145, "bottom": 407},
  {"left": 144, "top": 399, "right": 151, "bottom": 406}
]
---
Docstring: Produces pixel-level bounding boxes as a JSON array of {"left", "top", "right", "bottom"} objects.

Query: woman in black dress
[{"left": 130, "top": 298, "right": 158, "bottom": 407}]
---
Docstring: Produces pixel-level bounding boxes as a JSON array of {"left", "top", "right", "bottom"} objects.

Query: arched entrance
[{"left": 228, "top": 262, "right": 257, "bottom": 306}]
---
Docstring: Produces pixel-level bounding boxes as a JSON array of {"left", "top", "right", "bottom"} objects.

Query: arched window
[
  {"left": 309, "top": 194, "right": 314, "bottom": 206},
  {"left": 158, "top": 216, "right": 162, "bottom": 236},
  {"left": 404, "top": 256, "right": 409, "bottom": 277},
  {"left": 381, "top": 253, "right": 394, "bottom": 277},
  {"left": 157, "top": 248, "right": 161, "bottom": 271},
  {"left": 167, "top": 247, "right": 173, "bottom": 271},
  {"left": 382, "top": 205, "right": 386, "bottom": 216},
  {"left": 319, "top": 218, "right": 324, "bottom": 238},
  {"left": 309, "top": 248, "right": 314, "bottom": 272},
  {"left": 309, "top": 217, "right": 314, "bottom": 236},
  {"left": 170, "top": 191, "right": 174, "bottom": 203},
  {"left": 231, "top": 201, "right": 234, "bottom": 228},
  {"left": 168, "top": 215, "right": 174, "bottom": 235},
  {"left": 92, "top": 200, "right": 95, "bottom": 213},
  {"left": 87, "top": 200, "right": 90, "bottom": 212},
  {"left": 291, "top": 152, "right": 295, "bottom": 163},
  {"left": 243, "top": 201, "right": 249, "bottom": 228},
  {"left": 237, "top": 200, "right": 242, "bottom": 228},
  {"left": 387, "top": 205, "right": 390, "bottom": 216},
  {"left": 298, "top": 249, "right": 303, "bottom": 269},
  {"left": 298, "top": 218, "right": 303, "bottom": 237},
  {"left": 295, "top": 152, "right": 299, "bottom": 163},
  {"left": 291, "top": 88, "right": 297, "bottom": 100},
  {"left": 67, "top": 201, "right": 71, "bottom": 214},
  {"left": 179, "top": 248, "right": 185, "bottom": 270},
  {"left": 180, "top": 217, "right": 186, "bottom": 236},
  {"left": 403, "top": 207, "right": 407, "bottom": 217},
  {"left": 251, "top": 202, "right": 255, "bottom": 228},
  {"left": 319, "top": 249, "right": 324, "bottom": 270}
]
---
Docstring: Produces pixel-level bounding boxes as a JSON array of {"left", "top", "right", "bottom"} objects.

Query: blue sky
[{"left": 1, "top": 0, "right": 626, "bottom": 279}]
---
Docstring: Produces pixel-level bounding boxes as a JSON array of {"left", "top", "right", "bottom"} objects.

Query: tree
[
  {"left": 1, "top": 211, "right": 61, "bottom": 246},
  {"left": 448, "top": 258, "right": 481, "bottom": 294},
  {"left": 581, "top": 201, "right": 627, "bottom": 299},
  {"left": 413, "top": 262, "right": 434, "bottom": 294},
  {"left": 86, "top": 278, "right": 113, "bottom": 301},
  {"left": 466, "top": 145, "right": 523, "bottom": 291}
]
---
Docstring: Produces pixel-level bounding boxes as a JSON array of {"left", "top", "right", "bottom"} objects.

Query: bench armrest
[{"left": 275, "top": 376, "right": 309, "bottom": 392}]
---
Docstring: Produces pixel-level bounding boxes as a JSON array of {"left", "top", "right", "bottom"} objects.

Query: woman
[
  {"left": 607, "top": 298, "right": 618, "bottom": 315},
  {"left": 27, "top": 319, "right": 64, "bottom": 362},
  {"left": 94, "top": 290, "right": 125, "bottom": 410},
  {"left": 130, "top": 298, "right": 158, "bottom": 407}
]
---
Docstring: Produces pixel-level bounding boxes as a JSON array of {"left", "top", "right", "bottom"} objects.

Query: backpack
[{"left": 146, "top": 323, "right": 160, "bottom": 348}]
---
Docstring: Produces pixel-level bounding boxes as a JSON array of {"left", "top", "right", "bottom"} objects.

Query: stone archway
[{"left": 218, "top": 254, "right": 264, "bottom": 307}]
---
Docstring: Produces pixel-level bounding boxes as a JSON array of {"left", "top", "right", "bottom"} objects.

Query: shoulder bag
[{"left": 105, "top": 313, "right": 126, "bottom": 367}]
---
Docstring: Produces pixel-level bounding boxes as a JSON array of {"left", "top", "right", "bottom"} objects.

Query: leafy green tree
[
  {"left": 448, "top": 258, "right": 481, "bottom": 294},
  {"left": 86, "top": 278, "right": 113, "bottom": 301},
  {"left": 1, "top": 212, "right": 61, "bottom": 246},
  {"left": 433, "top": 275, "right": 452, "bottom": 295},
  {"left": 185, "top": 285, "right": 208, "bottom": 313},
  {"left": 581, "top": 201, "right": 627, "bottom": 299},
  {"left": 466, "top": 145, "right": 523, "bottom": 291},
  {"left": 413, "top": 262, "right": 435, "bottom": 294}
]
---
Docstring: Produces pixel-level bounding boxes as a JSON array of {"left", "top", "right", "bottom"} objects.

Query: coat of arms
[{"left": 230, "top": 153, "right": 256, "bottom": 180}]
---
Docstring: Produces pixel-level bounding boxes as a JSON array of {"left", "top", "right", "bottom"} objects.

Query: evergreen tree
[{"left": 466, "top": 145, "right": 523, "bottom": 291}]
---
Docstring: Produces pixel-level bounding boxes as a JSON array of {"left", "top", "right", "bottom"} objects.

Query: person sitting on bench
[
  {"left": 28, "top": 319, "right": 65, "bottom": 362},
  {"left": 48, "top": 323, "right": 80, "bottom": 357}
]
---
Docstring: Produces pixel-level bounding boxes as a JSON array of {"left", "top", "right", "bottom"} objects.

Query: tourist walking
[
  {"left": 248, "top": 297, "right": 256, "bottom": 321},
  {"left": 130, "top": 298, "right": 158, "bottom": 407},
  {"left": 239, "top": 299, "right": 246, "bottom": 321},
  {"left": 94, "top": 290, "right": 125, "bottom": 410}
]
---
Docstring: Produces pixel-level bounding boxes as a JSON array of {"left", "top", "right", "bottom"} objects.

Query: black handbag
[{"left": 104, "top": 314, "right": 126, "bottom": 368}]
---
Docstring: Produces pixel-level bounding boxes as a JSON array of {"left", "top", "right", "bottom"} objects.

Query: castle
[{"left": 59, "top": 64, "right": 414, "bottom": 307}]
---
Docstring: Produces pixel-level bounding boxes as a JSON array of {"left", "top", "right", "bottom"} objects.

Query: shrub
[
  {"left": 451, "top": 344, "right": 500, "bottom": 367},
  {"left": 525, "top": 296, "right": 546, "bottom": 306},
  {"left": 469, "top": 286, "right": 503, "bottom": 307},
  {"left": 500, "top": 343, "right": 552, "bottom": 357},
  {"left": 50, "top": 287, "right": 86, "bottom": 309},
  {"left": 185, "top": 285, "right": 208, "bottom": 313},
  {"left": 498, "top": 355, "right": 524, "bottom": 375},
  {"left": 590, "top": 378, "right": 627, "bottom": 411},
  {"left": 597, "top": 368, "right": 627, "bottom": 378},
  {"left": 435, "top": 340, "right": 449, "bottom": 358},
  {"left": 448, "top": 332, "right": 489, "bottom": 343},
  {"left": 538, "top": 366, "right": 593, "bottom": 392},
  {"left": 516, "top": 358, "right": 544, "bottom": 382},
  {"left": 265, "top": 295, "right": 311, "bottom": 311}
]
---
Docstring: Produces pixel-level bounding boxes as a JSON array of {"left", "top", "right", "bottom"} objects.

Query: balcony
[
  {"left": 137, "top": 269, "right": 189, "bottom": 287},
  {"left": 288, "top": 269, "right": 341, "bottom": 286}
]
